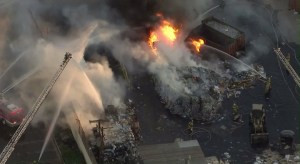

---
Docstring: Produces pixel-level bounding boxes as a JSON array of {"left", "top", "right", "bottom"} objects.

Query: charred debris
[{"left": 153, "top": 62, "right": 265, "bottom": 123}]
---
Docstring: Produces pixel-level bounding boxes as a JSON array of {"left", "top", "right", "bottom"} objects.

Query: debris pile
[
  {"left": 89, "top": 105, "right": 141, "bottom": 163},
  {"left": 154, "top": 63, "right": 265, "bottom": 122},
  {"left": 254, "top": 147, "right": 300, "bottom": 164}
]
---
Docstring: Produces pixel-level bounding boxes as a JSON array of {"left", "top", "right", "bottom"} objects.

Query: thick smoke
[
  {"left": 212, "top": 0, "right": 295, "bottom": 64},
  {"left": 0, "top": 0, "right": 127, "bottom": 127}
]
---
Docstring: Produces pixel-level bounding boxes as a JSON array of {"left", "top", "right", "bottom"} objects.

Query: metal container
[
  {"left": 188, "top": 17, "right": 245, "bottom": 57},
  {"left": 289, "top": 0, "right": 300, "bottom": 12}
]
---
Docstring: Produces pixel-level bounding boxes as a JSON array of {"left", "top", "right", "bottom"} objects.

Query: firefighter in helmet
[
  {"left": 232, "top": 102, "right": 239, "bottom": 116},
  {"left": 187, "top": 119, "right": 194, "bottom": 134},
  {"left": 232, "top": 102, "right": 241, "bottom": 122},
  {"left": 265, "top": 76, "right": 272, "bottom": 99}
]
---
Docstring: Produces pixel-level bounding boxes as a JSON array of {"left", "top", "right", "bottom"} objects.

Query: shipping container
[{"left": 187, "top": 17, "right": 245, "bottom": 57}]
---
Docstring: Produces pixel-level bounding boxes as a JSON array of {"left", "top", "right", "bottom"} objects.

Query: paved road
[{"left": 0, "top": 121, "right": 62, "bottom": 164}]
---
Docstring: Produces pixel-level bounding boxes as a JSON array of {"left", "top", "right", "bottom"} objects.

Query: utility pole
[{"left": 89, "top": 119, "right": 106, "bottom": 163}]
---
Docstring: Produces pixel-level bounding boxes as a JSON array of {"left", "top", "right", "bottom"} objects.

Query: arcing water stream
[
  {"left": 38, "top": 74, "right": 74, "bottom": 161},
  {"left": 1, "top": 66, "right": 40, "bottom": 94},
  {"left": 204, "top": 45, "right": 267, "bottom": 79},
  {"left": 0, "top": 52, "right": 27, "bottom": 80},
  {"left": 73, "top": 60, "right": 103, "bottom": 110}
]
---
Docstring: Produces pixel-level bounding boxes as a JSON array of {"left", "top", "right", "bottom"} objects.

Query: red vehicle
[{"left": 0, "top": 98, "right": 25, "bottom": 127}]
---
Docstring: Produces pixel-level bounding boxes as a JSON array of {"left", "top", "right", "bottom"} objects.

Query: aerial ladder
[
  {"left": 274, "top": 48, "right": 300, "bottom": 88},
  {"left": 0, "top": 52, "right": 72, "bottom": 164}
]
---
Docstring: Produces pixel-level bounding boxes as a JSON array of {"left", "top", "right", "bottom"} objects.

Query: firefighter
[
  {"left": 232, "top": 102, "right": 243, "bottom": 122},
  {"left": 187, "top": 119, "right": 194, "bottom": 134},
  {"left": 265, "top": 77, "right": 272, "bottom": 99},
  {"left": 286, "top": 53, "right": 291, "bottom": 75},
  {"left": 232, "top": 102, "right": 239, "bottom": 116}
]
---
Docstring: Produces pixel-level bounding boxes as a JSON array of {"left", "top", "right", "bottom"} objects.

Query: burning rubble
[
  {"left": 148, "top": 16, "right": 179, "bottom": 55},
  {"left": 153, "top": 63, "right": 265, "bottom": 122},
  {"left": 151, "top": 44, "right": 266, "bottom": 122}
]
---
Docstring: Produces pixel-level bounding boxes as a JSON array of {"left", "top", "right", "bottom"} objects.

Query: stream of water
[
  {"left": 205, "top": 45, "right": 267, "bottom": 79},
  {"left": 0, "top": 52, "right": 27, "bottom": 80},
  {"left": 1, "top": 66, "right": 40, "bottom": 94},
  {"left": 38, "top": 75, "right": 74, "bottom": 161}
]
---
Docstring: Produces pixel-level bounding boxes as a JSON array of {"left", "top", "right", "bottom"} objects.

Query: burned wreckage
[
  {"left": 154, "top": 59, "right": 265, "bottom": 122},
  {"left": 89, "top": 105, "right": 141, "bottom": 163}
]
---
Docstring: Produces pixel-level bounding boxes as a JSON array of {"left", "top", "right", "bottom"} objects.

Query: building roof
[
  {"left": 203, "top": 17, "right": 243, "bottom": 39},
  {"left": 138, "top": 140, "right": 207, "bottom": 164}
]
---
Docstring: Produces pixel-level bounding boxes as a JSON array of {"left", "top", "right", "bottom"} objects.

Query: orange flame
[
  {"left": 191, "top": 39, "right": 205, "bottom": 53},
  {"left": 148, "top": 19, "right": 178, "bottom": 55},
  {"left": 148, "top": 32, "right": 158, "bottom": 55},
  {"left": 160, "top": 20, "right": 178, "bottom": 43}
]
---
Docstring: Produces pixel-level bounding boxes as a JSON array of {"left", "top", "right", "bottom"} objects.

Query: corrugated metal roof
[{"left": 204, "top": 18, "right": 242, "bottom": 39}]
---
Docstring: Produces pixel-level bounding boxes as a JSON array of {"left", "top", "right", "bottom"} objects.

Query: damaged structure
[
  {"left": 89, "top": 104, "right": 141, "bottom": 163},
  {"left": 187, "top": 17, "right": 245, "bottom": 56}
]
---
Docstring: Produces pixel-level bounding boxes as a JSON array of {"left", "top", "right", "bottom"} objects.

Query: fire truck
[{"left": 0, "top": 96, "right": 25, "bottom": 127}]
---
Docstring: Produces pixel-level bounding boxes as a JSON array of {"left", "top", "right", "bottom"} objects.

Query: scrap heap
[
  {"left": 226, "top": 64, "right": 265, "bottom": 97},
  {"left": 89, "top": 105, "right": 140, "bottom": 163},
  {"left": 155, "top": 63, "right": 265, "bottom": 122}
]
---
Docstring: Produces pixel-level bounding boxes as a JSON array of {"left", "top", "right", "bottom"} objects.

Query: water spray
[
  {"left": 0, "top": 52, "right": 27, "bottom": 81},
  {"left": 38, "top": 74, "right": 74, "bottom": 161}
]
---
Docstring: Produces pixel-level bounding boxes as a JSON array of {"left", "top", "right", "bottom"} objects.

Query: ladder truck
[{"left": 0, "top": 52, "right": 72, "bottom": 164}]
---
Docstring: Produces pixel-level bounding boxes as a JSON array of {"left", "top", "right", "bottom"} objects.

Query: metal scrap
[{"left": 89, "top": 105, "right": 141, "bottom": 163}]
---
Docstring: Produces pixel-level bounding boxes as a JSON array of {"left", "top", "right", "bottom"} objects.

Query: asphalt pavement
[{"left": 0, "top": 123, "right": 62, "bottom": 164}]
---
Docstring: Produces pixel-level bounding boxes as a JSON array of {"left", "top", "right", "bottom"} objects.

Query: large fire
[
  {"left": 147, "top": 17, "right": 205, "bottom": 56},
  {"left": 160, "top": 20, "right": 178, "bottom": 43},
  {"left": 191, "top": 39, "right": 205, "bottom": 53},
  {"left": 148, "top": 31, "right": 158, "bottom": 52},
  {"left": 148, "top": 19, "right": 178, "bottom": 55}
]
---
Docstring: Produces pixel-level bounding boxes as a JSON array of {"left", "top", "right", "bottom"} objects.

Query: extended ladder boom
[
  {"left": 274, "top": 48, "right": 300, "bottom": 88},
  {"left": 0, "top": 53, "right": 72, "bottom": 164}
]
